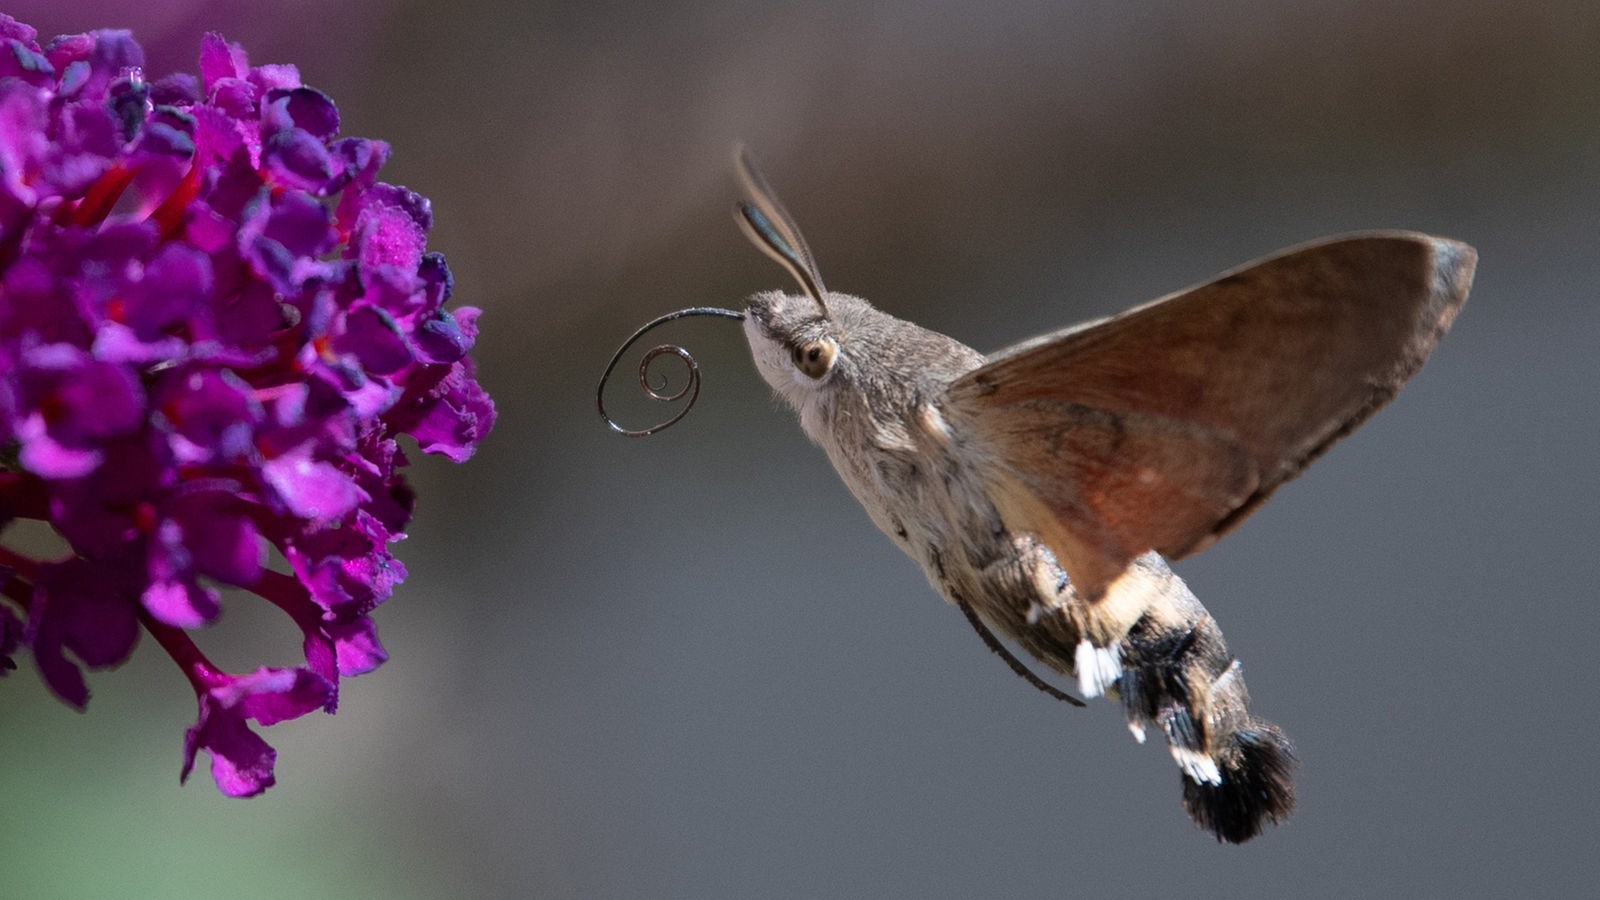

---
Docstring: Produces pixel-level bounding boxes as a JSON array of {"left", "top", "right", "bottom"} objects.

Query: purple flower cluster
[{"left": 0, "top": 18, "right": 494, "bottom": 796}]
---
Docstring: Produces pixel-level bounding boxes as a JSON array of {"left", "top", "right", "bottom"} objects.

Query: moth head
[{"left": 742, "top": 291, "right": 841, "bottom": 400}]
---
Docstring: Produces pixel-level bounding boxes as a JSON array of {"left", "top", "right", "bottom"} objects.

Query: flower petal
[
  {"left": 180, "top": 665, "right": 332, "bottom": 796},
  {"left": 26, "top": 558, "right": 139, "bottom": 707},
  {"left": 263, "top": 447, "right": 367, "bottom": 522},
  {"left": 182, "top": 702, "right": 277, "bottom": 797}
]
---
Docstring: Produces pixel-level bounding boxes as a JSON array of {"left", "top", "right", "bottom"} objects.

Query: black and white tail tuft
[
  {"left": 1112, "top": 557, "right": 1298, "bottom": 843},
  {"left": 1180, "top": 724, "right": 1298, "bottom": 843}
]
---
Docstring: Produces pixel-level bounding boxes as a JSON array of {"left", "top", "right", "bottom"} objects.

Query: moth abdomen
[{"left": 1111, "top": 570, "right": 1298, "bottom": 842}]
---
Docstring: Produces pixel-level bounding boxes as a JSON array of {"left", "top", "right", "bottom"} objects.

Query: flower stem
[
  {"left": 60, "top": 162, "right": 136, "bottom": 227},
  {"left": 149, "top": 161, "right": 203, "bottom": 240},
  {"left": 138, "top": 609, "right": 219, "bottom": 693},
  {"left": 253, "top": 568, "right": 322, "bottom": 629}
]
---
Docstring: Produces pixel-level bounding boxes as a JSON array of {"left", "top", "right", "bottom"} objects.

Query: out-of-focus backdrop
[{"left": 4, "top": 2, "right": 1597, "bottom": 897}]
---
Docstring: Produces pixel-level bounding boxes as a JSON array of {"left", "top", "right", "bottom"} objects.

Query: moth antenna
[
  {"left": 732, "top": 144, "right": 830, "bottom": 316},
  {"left": 598, "top": 306, "right": 746, "bottom": 436}
]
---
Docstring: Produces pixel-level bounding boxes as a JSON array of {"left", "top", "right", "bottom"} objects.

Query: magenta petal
[
  {"left": 92, "top": 320, "right": 189, "bottom": 365},
  {"left": 150, "top": 71, "right": 200, "bottom": 105},
  {"left": 19, "top": 345, "right": 145, "bottom": 435},
  {"left": 408, "top": 360, "right": 496, "bottom": 462},
  {"left": 413, "top": 307, "right": 471, "bottom": 365},
  {"left": 157, "top": 367, "right": 262, "bottom": 463},
  {"left": 286, "top": 546, "right": 355, "bottom": 616},
  {"left": 262, "top": 126, "right": 333, "bottom": 192},
  {"left": 44, "top": 29, "right": 141, "bottom": 100},
  {"left": 0, "top": 15, "right": 38, "bottom": 43},
  {"left": 328, "top": 615, "right": 386, "bottom": 677},
  {"left": 266, "top": 86, "right": 338, "bottom": 140},
  {"left": 61, "top": 361, "right": 145, "bottom": 438},
  {"left": 120, "top": 243, "right": 214, "bottom": 336},
  {"left": 44, "top": 566, "right": 136, "bottom": 667},
  {"left": 190, "top": 513, "right": 262, "bottom": 585},
  {"left": 1, "top": 253, "right": 91, "bottom": 348},
  {"left": 15, "top": 348, "right": 147, "bottom": 477},
  {"left": 263, "top": 448, "right": 367, "bottom": 522},
  {"left": 247, "top": 63, "right": 300, "bottom": 94},
  {"left": 28, "top": 644, "right": 88, "bottom": 707},
  {"left": 143, "top": 515, "right": 224, "bottom": 627},
  {"left": 261, "top": 189, "right": 334, "bottom": 258},
  {"left": 141, "top": 575, "right": 220, "bottom": 629},
  {"left": 16, "top": 414, "right": 104, "bottom": 478},
  {"left": 0, "top": 42, "right": 52, "bottom": 89},
  {"left": 27, "top": 558, "right": 139, "bottom": 707},
  {"left": 182, "top": 699, "right": 276, "bottom": 797},
  {"left": 298, "top": 628, "right": 338, "bottom": 706},
  {"left": 225, "top": 666, "right": 332, "bottom": 726},
  {"left": 166, "top": 490, "right": 263, "bottom": 586},
  {"left": 180, "top": 665, "right": 331, "bottom": 796},
  {"left": 362, "top": 183, "right": 432, "bottom": 232},
  {"left": 45, "top": 431, "right": 169, "bottom": 558},
  {"left": 353, "top": 202, "right": 425, "bottom": 272},
  {"left": 335, "top": 305, "right": 411, "bottom": 375},
  {"left": 197, "top": 32, "right": 246, "bottom": 91},
  {"left": 341, "top": 375, "right": 401, "bottom": 421},
  {"left": 284, "top": 514, "right": 407, "bottom": 617}
]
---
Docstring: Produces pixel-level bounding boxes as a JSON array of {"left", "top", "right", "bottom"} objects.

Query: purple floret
[{"left": 0, "top": 16, "right": 495, "bottom": 796}]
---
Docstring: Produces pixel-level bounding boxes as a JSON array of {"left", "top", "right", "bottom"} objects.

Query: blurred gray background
[{"left": 3, "top": 1, "right": 1597, "bottom": 897}]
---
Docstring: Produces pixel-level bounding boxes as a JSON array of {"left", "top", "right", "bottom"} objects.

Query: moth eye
[{"left": 790, "top": 338, "right": 837, "bottom": 380}]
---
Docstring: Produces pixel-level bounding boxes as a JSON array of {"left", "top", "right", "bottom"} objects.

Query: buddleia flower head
[{"left": 0, "top": 17, "right": 495, "bottom": 796}]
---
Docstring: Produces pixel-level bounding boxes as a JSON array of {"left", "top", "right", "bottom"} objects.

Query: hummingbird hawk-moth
[{"left": 599, "top": 148, "right": 1475, "bottom": 842}]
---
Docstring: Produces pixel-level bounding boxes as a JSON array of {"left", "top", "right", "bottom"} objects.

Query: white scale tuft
[
  {"left": 1074, "top": 640, "right": 1123, "bottom": 699},
  {"left": 1171, "top": 747, "right": 1223, "bottom": 785}
]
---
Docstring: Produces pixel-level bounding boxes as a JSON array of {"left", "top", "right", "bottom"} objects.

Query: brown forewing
[{"left": 941, "top": 233, "right": 1476, "bottom": 601}]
